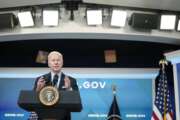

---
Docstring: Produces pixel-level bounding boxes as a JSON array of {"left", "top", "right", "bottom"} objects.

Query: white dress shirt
[{"left": 51, "top": 72, "right": 62, "bottom": 88}]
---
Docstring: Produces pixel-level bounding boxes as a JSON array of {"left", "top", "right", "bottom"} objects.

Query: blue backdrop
[
  {"left": 176, "top": 63, "right": 180, "bottom": 118},
  {"left": 0, "top": 77, "right": 152, "bottom": 120}
]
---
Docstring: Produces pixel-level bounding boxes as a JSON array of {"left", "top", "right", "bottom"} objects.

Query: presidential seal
[{"left": 39, "top": 86, "right": 59, "bottom": 106}]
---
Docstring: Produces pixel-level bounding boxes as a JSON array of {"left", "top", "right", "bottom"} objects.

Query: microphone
[{"left": 42, "top": 75, "right": 52, "bottom": 85}]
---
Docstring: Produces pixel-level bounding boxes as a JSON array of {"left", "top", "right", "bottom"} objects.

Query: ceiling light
[
  {"left": 160, "top": 15, "right": 176, "bottom": 30},
  {"left": 111, "top": 10, "right": 127, "bottom": 27},
  {"left": 18, "top": 11, "right": 34, "bottom": 27},
  {"left": 43, "top": 9, "right": 59, "bottom": 26},
  {"left": 86, "top": 9, "right": 102, "bottom": 25},
  {"left": 177, "top": 19, "right": 180, "bottom": 31}
]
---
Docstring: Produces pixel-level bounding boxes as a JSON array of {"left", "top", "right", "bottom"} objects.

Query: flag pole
[
  {"left": 159, "top": 59, "right": 168, "bottom": 72},
  {"left": 109, "top": 84, "right": 122, "bottom": 120},
  {"left": 159, "top": 59, "right": 168, "bottom": 120},
  {"left": 112, "top": 84, "right": 116, "bottom": 95}
]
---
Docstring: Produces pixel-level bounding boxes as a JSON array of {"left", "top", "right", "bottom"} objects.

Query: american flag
[{"left": 151, "top": 69, "right": 173, "bottom": 120}]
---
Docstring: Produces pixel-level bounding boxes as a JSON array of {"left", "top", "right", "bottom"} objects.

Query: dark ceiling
[{"left": 0, "top": 39, "right": 179, "bottom": 68}]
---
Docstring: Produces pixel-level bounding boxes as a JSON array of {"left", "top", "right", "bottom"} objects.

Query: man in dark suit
[{"left": 33, "top": 51, "right": 79, "bottom": 120}]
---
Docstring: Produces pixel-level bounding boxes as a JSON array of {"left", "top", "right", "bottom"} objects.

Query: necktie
[{"left": 53, "top": 74, "right": 58, "bottom": 86}]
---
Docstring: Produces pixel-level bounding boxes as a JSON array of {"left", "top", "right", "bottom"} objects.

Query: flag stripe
[
  {"left": 153, "top": 105, "right": 163, "bottom": 120},
  {"left": 152, "top": 112, "right": 159, "bottom": 120},
  {"left": 152, "top": 112, "right": 157, "bottom": 120},
  {"left": 166, "top": 113, "right": 173, "bottom": 120},
  {"left": 169, "top": 112, "right": 173, "bottom": 118}
]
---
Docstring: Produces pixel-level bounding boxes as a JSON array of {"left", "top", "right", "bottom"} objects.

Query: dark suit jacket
[{"left": 33, "top": 72, "right": 79, "bottom": 120}]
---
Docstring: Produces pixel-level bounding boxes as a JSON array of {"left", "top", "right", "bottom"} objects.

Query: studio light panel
[
  {"left": 86, "top": 10, "right": 102, "bottom": 25},
  {"left": 177, "top": 19, "right": 180, "bottom": 31},
  {"left": 111, "top": 10, "right": 127, "bottom": 27},
  {"left": 160, "top": 15, "right": 176, "bottom": 30},
  {"left": 43, "top": 10, "right": 59, "bottom": 26},
  {"left": 18, "top": 11, "right": 34, "bottom": 27}
]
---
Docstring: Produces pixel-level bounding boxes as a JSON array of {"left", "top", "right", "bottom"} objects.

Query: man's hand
[
  {"left": 36, "top": 77, "right": 45, "bottom": 92},
  {"left": 64, "top": 76, "right": 71, "bottom": 90}
]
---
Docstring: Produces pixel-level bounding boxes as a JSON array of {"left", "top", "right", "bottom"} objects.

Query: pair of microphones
[{"left": 41, "top": 75, "right": 68, "bottom": 89}]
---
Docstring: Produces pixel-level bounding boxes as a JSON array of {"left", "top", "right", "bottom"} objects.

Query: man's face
[{"left": 48, "top": 53, "right": 63, "bottom": 73}]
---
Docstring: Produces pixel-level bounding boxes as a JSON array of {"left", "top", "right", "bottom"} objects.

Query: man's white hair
[{"left": 48, "top": 51, "right": 63, "bottom": 60}]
